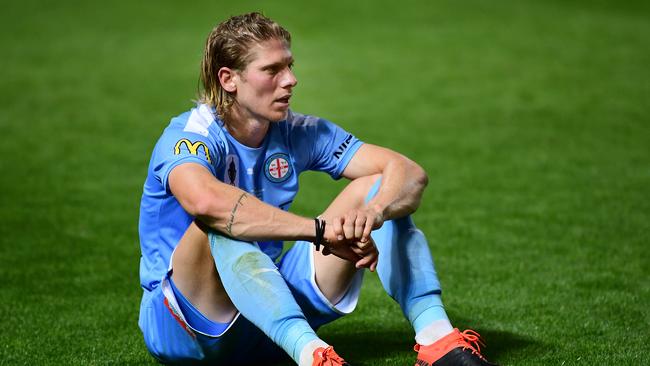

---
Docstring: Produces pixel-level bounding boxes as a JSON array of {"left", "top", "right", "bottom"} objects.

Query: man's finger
[
  {"left": 361, "top": 215, "right": 374, "bottom": 243},
  {"left": 355, "top": 256, "right": 372, "bottom": 269},
  {"left": 369, "top": 257, "right": 378, "bottom": 272},
  {"left": 332, "top": 216, "right": 344, "bottom": 241},
  {"left": 350, "top": 245, "right": 365, "bottom": 255},
  {"left": 354, "top": 246, "right": 378, "bottom": 268},
  {"left": 343, "top": 213, "right": 356, "bottom": 239},
  {"left": 354, "top": 214, "right": 365, "bottom": 239}
]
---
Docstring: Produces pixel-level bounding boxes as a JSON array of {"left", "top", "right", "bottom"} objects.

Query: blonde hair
[{"left": 199, "top": 12, "right": 291, "bottom": 118}]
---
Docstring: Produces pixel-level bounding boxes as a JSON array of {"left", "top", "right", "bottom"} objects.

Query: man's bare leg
[
  {"left": 170, "top": 222, "right": 237, "bottom": 323},
  {"left": 314, "top": 174, "right": 382, "bottom": 305}
]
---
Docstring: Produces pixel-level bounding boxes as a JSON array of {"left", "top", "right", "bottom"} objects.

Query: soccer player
[{"left": 138, "top": 12, "right": 499, "bottom": 366}]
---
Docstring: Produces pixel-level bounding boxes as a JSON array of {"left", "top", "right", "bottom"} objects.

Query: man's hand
[
  {"left": 321, "top": 208, "right": 383, "bottom": 271},
  {"left": 328, "top": 206, "right": 384, "bottom": 244},
  {"left": 322, "top": 236, "right": 379, "bottom": 272}
]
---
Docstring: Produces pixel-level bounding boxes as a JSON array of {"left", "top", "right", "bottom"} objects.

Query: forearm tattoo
[{"left": 226, "top": 193, "right": 248, "bottom": 236}]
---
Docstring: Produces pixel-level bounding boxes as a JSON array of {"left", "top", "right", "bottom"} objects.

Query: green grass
[{"left": 1, "top": 0, "right": 648, "bottom": 364}]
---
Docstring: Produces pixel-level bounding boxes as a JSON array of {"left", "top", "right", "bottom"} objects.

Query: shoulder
[
  {"left": 152, "top": 104, "right": 227, "bottom": 165},
  {"left": 159, "top": 105, "right": 227, "bottom": 148},
  {"left": 164, "top": 105, "right": 222, "bottom": 138}
]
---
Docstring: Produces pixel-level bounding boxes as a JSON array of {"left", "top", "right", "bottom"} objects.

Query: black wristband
[{"left": 314, "top": 218, "right": 326, "bottom": 251}]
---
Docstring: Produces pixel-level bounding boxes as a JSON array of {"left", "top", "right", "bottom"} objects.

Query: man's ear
[{"left": 218, "top": 67, "right": 237, "bottom": 93}]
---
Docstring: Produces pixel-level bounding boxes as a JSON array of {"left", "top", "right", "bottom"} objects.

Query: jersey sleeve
[
  {"left": 150, "top": 118, "right": 223, "bottom": 193},
  {"left": 289, "top": 114, "right": 363, "bottom": 179}
]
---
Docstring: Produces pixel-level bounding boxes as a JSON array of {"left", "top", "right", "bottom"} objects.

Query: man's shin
[{"left": 208, "top": 233, "right": 318, "bottom": 362}]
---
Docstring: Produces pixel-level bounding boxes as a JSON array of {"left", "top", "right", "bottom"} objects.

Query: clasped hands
[{"left": 321, "top": 206, "right": 383, "bottom": 271}]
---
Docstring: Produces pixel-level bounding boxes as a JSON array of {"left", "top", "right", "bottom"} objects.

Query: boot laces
[
  {"left": 318, "top": 346, "right": 347, "bottom": 365},
  {"left": 459, "top": 329, "right": 487, "bottom": 359}
]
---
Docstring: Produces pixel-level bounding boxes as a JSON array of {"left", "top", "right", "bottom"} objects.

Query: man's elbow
[
  {"left": 407, "top": 159, "right": 428, "bottom": 193},
  {"left": 415, "top": 165, "right": 428, "bottom": 191},
  {"left": 401, "top": 160, "right": 428, "bottom": 214},
  {"left": 183, "top": 193, "right": 220, "bottom": 220}
]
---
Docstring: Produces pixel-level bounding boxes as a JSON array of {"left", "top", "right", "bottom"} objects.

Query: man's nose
[{"left": 281, "top": 68, "right": 298, "bottom": 88}]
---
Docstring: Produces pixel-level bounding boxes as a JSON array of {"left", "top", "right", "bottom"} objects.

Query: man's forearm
[
  {"left": 196, "top": 189, "right": 316, "bottom": 242},
  {"left": 170, "top": 163, "right": 317, "bottom": 242},
  {"left": 366, "top": 157, "right": 428, "bottom": 220}
]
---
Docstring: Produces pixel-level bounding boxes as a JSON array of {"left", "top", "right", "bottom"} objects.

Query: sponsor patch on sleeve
[
  {"left": 333, "top": 134, "right": 353, "bottom": 159},
  {"left": 173, "top": 139, "right": 212, "bottom": 163}
]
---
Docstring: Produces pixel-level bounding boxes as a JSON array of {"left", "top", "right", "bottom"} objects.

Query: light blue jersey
[{"left": 138, "top": 104, "right": 363, "bottom": 291}]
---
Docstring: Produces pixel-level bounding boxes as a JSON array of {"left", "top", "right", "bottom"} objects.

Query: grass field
[{"left": 1, "top": 0, "right": 648, "bottom": 365}]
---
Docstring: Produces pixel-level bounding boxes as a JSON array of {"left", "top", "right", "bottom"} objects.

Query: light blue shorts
[{"left": 138, "top": 241, "right": 364, "bottom": 364}]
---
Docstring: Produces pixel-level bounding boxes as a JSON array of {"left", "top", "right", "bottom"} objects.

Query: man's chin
[{"left": 269, "top": 109, "right": 289, "bottom": 122}]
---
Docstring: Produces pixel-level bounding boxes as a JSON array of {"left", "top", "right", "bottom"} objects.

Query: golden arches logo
[{"left": 174, "top": 139, "right": 212, "bottom": 163}]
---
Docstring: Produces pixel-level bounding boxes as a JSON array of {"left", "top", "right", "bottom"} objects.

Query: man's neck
[{"left": 224, "top": 108, "right": 271, "bottom": 148}]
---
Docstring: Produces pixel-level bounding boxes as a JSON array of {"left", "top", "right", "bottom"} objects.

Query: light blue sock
[
  {"left": 366, "top": 179, "right": 450, "bottom": 334},
  {"left": 208, "top": 233, "right": 318, "bottom": 363}
]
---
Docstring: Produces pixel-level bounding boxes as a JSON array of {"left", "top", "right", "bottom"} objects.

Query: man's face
[{"left": 233, "top": 39, "right": 297, "bottom": 123}]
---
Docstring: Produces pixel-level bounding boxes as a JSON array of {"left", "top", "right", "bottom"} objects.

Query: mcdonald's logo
[{"left": 174, "top": 139, "right": 212, "bottom": 163}]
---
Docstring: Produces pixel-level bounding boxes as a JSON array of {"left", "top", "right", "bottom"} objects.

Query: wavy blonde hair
[{"left": 199, "top": 12, "right": 291, "bottom": 118}]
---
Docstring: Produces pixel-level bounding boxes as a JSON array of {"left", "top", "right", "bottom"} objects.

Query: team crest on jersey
[
  {"left": 264, "top": 153, "right": 292, "bottom": 183},
  {"left": 224, "top": 155, "right": 239, "bottom": 186}
]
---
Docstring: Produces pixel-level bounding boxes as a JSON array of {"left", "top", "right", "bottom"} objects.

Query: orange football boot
[{"left": 414, "top": 328, "right": 499, "bottom": 366}]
